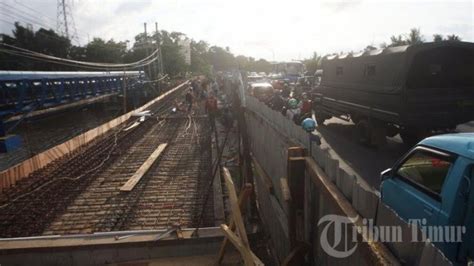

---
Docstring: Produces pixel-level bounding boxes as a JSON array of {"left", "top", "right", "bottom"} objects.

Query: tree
[
  {"left": 205, "top": 46, "right": 236, "bottom": 71},
  {"left": 407, "top": 28, "right": 424, "bottom": 45},
  {"left": 85, "top": 38, "right": 127, "bottom": 63},
  {"left": 2, "top": 22, "right": 72, "bottom": 70},
  {"left": 433, "top": 34, "right": 443, "bottom": 42},
  {"left": 389, "top": 35, "right": 407, "bottom": 47},
  {"left": 190, "top": 40, "right": 211, "bottom": 75},
  {"left": 446, "top": 34, "right": 461, "bottom": 41},
  {"left": 388, "top": 28, "right": 424, "bottom": 47},
  {"left": 303, "top": 52, "right": 322, "bottom": 74}
]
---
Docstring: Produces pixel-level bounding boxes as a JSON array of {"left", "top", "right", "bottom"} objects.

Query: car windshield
[{"left": 396, "top": 149, "right": 453, "bottom": 194}]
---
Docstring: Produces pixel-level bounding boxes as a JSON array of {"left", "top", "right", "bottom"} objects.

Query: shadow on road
[{"left": 317, "top": 120, "right": 409, "bottom": 189}]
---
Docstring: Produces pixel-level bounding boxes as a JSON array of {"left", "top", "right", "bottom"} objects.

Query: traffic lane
[
  {"left": 317, "top": 118, "right": 408, "bottom": 190},
  {"left": 317, "top": 118, "right": 474, "bottom": 190}
]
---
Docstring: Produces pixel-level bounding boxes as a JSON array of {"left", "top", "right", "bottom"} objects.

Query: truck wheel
[
  {"left": 400, "top": 130, "right": 424, "bottom": 147},
  {"left": 316, "top": 116, "right": 326, "bottom": 126},
  {"left": 355, "top": 120, "right": 370, "bottom": 144},
  {"left": 386, "top": 124, "right": 399, "bottom": 138},
  {"left": 351, "top": 115, "right": 360, "bottom": 124}
]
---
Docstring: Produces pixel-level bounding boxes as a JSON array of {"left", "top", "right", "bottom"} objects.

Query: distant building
[{"left": 178, "top": 39, "right": 191, "bottom": 65}]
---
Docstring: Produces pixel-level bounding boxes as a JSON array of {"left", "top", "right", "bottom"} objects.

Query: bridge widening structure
[{"left": 0, "top": 81, "right": 238, "bottom": 265}]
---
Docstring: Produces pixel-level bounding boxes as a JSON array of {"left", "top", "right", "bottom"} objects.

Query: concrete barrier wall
[
  {"left": 245, "top": 96, "right": 397, "bottom": 264},
  {"left": 244, "top": 94, "right": 451, "bottom": 265},
  {"left": 253, "top": 161, "right": 290, "bottom": 261}
]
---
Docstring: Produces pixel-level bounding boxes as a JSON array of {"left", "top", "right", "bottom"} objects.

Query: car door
[
  {"left": 458, "top": 164, "right": 474, "bottom": 262},
  {"left": 381, "top": 146, "right": 455, "bottom": 225}
]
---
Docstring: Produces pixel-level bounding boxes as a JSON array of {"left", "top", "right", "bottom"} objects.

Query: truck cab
[{"left": 380, "top": 133, "right": 474, "bottom": 264}]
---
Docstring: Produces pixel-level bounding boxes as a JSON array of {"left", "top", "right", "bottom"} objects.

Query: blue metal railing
[{"left": 0, "top": 71, "right": 144, "bottom": 118}]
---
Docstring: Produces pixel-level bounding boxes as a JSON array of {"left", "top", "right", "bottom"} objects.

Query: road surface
[{"left": 317, "top": 118, "right": 474, "bottom": 190}]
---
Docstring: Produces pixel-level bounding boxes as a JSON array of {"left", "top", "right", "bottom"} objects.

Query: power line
[
  {"left": 13, "top": 0, "right": 57, "bottom": 24},
  {"left": 0, "top": 43, "right": 161, "bottom": 70},
  {"left": 0, "top": 2, "right": 57, "bottom": 30},
  {"left": 0, "top": 13, "right": 75, "bottom": 46},
  {"left": 0, "top": 47, "right": 158, "bottom": 70},
  {"left": 0, "top": 6, "right": 57, "bottom": 31},
  {"left": 10, "top": 0, "right": 89, "bottom": 45},
  {"left": 0, "top": 17, "right": 132, "bottom": 53},
  {"left": 2, "top": 43, "right": 159, "bottom": 67}
]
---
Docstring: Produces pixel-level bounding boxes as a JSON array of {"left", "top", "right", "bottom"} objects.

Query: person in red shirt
[
  {"left": 205, "top": 94, "right": 218, "bottom": 128},
  {"left": 300, "top": 93, "right": 312, "bottom": 114}
]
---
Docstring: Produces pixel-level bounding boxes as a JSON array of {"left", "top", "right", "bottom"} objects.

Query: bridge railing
[{"left": 0, "top": 71, "right": 142, "bottom": 117}]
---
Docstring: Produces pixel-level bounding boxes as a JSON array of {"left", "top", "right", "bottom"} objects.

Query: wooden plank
[
  {"left": 220, "top": 225, "right": 263, "bottom": 266},
  {"left": 222, "top": 168, "right": 250, "bottom": 248},
  {"left": 280, "top": 178, "right": 291, "bottom": 202},
  {"left": 216, "top": 184, "right": 252, "bottom": 264},
  {"left": 120, "top": 143, "right": 168, "bottom": 191},
  {"left": 305, "top": 157, "right": 400, "bottom": 264},
  {"left": 220, "top": 225, "right": 247, "bottom": 259},
  {"left": 287, "top": 147, "right": 306, "bottom": 250}
]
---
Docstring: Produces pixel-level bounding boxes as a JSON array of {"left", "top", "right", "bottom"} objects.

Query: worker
[
  {"left": 185, "top": 89, "right": 194, "bottom": 112},
  {"left": 205, "top": 93, "right": 218, "bottom": 128}
]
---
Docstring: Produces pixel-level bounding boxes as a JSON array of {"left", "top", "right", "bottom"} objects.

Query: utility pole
[
  {"left": 144, "top": 23, "right": 153, "bottom": 79},
  {"left": 155, "top": 22, "right": 162, "bottom": 77},
  {"left": 155, "top": 22, "right": 164, "bottom": 76}
]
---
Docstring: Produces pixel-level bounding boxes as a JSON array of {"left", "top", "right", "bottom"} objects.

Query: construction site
[{"left": 0, "top": 1, "right": 473, "bottom": 265}]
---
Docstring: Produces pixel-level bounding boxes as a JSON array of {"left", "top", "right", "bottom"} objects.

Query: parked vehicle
[
  {"left": 248, "top": 82, "right": 274, "bottom": 103},
  {"left": 270, "top": 61, "right": 306, "bottom": 84},
  {"left": 246, "top": 74, "right": 267, "bottom": 85},
  {"left": 380, "top": 133, "right": 474, "bottom": 264},
  {"left": 312, "top": 42, "right": 474, "bottom": 146}
]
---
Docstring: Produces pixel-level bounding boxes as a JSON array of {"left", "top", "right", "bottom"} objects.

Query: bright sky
[{"left": 0, "top": 0, "right": 472, "bottom": 61}]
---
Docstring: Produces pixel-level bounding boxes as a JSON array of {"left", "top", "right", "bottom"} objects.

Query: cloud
[
  {"left": 0, "top": 0, "right": 472, "bottom": 61},
  {"left": 115, "top": 0, "right": 152, "bottom": 15},
  {"left": 321, "top": 0, "right": 362, "bottom": 12}
]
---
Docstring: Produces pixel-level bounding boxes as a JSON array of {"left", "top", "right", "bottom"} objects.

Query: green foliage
[
  {"left": 433, "top": 34, "right": 461, "bottom": 42},
  {"left": 446, "top": 34, "right": 461, "bottom": 41},
  {"left": 1, "top": 22, "right": 260, "bottom": 76},
  {"left": 433, "top": 34, "right": 444, "bottom": 42},
  {"left": 407, "top": 28, "right": 424, "bottom": 45},
  {"left": 303, "top": 52, "right": 322, "bottom": 74},
  {"left": 233, "top": 55, "right": 272, "bottom": 73},
  {"left": 85, "top": 38, "right": 127, "bottom": 63},
  {"left": 4, "top": 22, "right": 463, "bottom": 75},
  {"left": 387, "top": 28, "right": 423, "bottom": 47}
]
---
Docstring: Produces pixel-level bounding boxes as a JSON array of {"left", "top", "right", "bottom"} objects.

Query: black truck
[{"left": 312, "top": 42, "right": 474, "bottom": 146}]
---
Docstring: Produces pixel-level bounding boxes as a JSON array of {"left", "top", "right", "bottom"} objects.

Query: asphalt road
[{"left": 317, "top": 118, "right": 474, "bottom": 190}]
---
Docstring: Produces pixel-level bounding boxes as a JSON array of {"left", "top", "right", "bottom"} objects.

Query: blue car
[{"left": 381, "top": 133, "right": 474, "bottom": 264}]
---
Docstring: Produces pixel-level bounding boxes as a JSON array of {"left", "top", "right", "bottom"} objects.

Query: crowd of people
[
  {"left": 254, "top": 81, "right": 314, "bottom": 125},
  {"left": 174, "top": 76, "right": 233, "bottom": 130}
]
